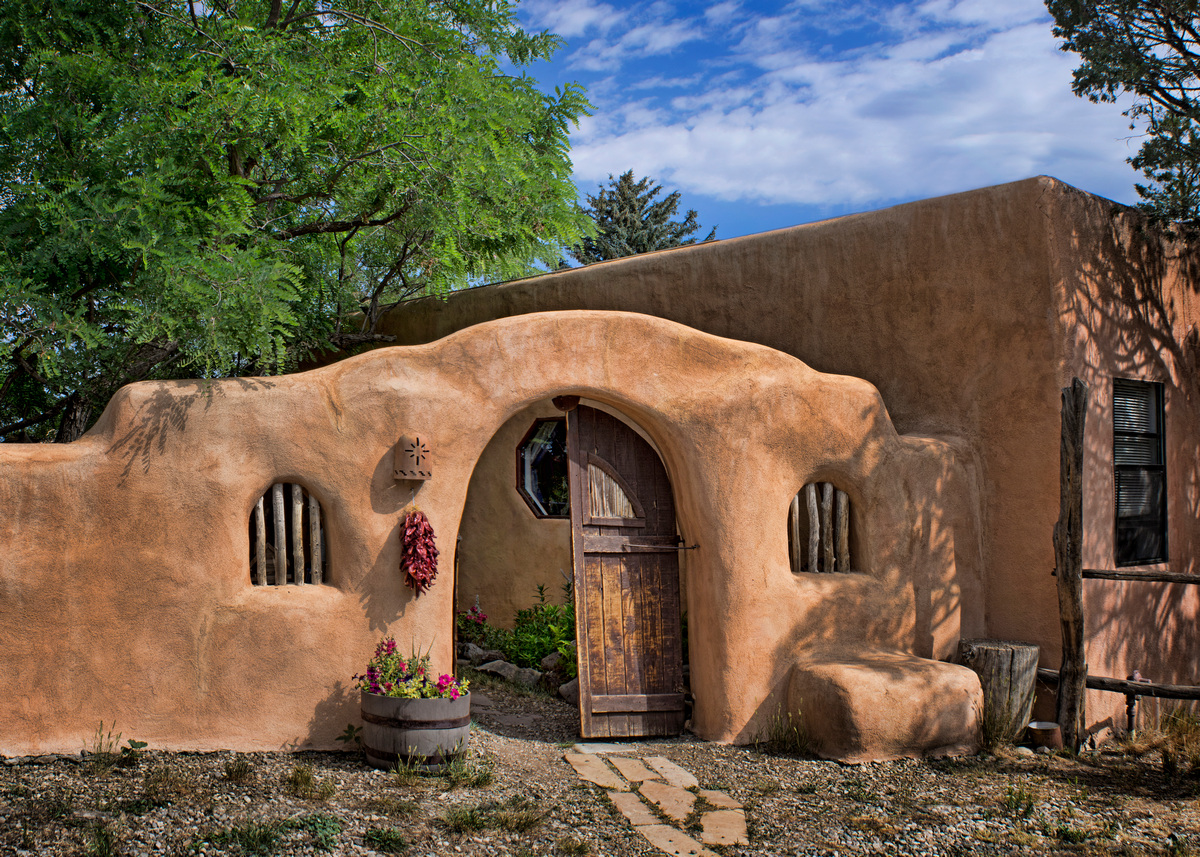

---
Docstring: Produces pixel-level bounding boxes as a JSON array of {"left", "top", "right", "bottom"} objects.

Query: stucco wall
[
  {"left": 0, "top": 312, "right": 979, "bottom": 755},
  {"left": 1048, "top": 184, "right": 1200, "bottom": 730},
  {"left": 375, "top": 176, "right": 1200, "bottom": 738}
]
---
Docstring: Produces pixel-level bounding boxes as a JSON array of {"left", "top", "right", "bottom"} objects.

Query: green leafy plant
[
  {"left": 363, "top": 827, "right": 410, "bottom": 854},
  {"left": 205, "top": 820, "right": 284, "bottom": 855},
  {"left": 441, "top": 754, "right": 496, "bottom": 789},
  {"left": 286, "top": 814, "right": 343, "bottom": 852}
]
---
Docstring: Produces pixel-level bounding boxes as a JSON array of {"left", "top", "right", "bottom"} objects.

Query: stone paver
[
  {"left": 698, "top": 789, "right": 741, "bottom": 809},
  {"left": 607, "top": 790, "right": 660, "bottom": 827},
  {"left": 611, "top": 755, "right": 659, "bottom": 782},
  {"left": 638, "top": 779, "right": 696, "bottom": 823},
  {"left": 700, "top": 809, "right": 749, "bottom": 846},
  {"left": 639, "top": 824, "right": 718, "bottom": 857},
  {"left": 645, "top": 756, "right": 699, "bottom": 789},
  {"left": 563, "top": 752, "right": 627, "bottom": 790}
]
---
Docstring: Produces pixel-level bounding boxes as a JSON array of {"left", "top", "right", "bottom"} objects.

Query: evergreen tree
[
  {"left": 1047, "top": 0, "right": 1200, "bottom": 222},
  {"left": 570, "top": 171, "right": 716, "bottom": 264},
  {"left": 0, "top": 0, "right": 590, "bottom": 441}
]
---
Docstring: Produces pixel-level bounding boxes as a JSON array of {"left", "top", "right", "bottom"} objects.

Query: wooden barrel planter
[{"left": 361, "top": 691, "right": 471, "bottom": 771}]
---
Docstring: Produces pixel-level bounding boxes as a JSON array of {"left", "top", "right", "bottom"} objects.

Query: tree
[
  {"left": 1047, "top": 0, "right": 1200, "bottom": 222},
  {"left": 0, "top": 0, "right": 590, "bottom": 441},
  {"left": 569, "top": 171, "right": 715, "bottom": 265}
]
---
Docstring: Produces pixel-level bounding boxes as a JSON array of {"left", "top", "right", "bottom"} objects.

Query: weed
[
  {"left": 494, "top": 795, "right": 547, "bottom": 832},
  {"left": 206, "top": 820, "right": 283, "bottom": 854},
  {"left": 391, "top": 756, "right": 426, "bottom": 787},
  {"left": 144, "top": 763, "right": 191, "bottom": 803},
  {"left": 441, "top": 804, "right": 491, "bottom": 833},
  {"left": 441, "top": 753, "right": 495, "bottom": 789},
  {"left": 555, "top": 835, "right": 592, "bottom": 856},
  {"left": 366, "top": 796, "right": 421, "bottom": 816},
  {"left": 286, "top": 813, "right": 343, "bottom": 852},
  {"left": 224, "top": 754, "right": 255, "bottom": 783},
  {"left": 752, "top": 707, "right": 809, "bottom": 756},
  {"left": 752, "top": 777, "right": 781, "bottom": 796},
  {"left": 843, "top": 778, "right": 870, "bottom": 803},
  {"left": 119, "top": 739, "right": 148, "bottom": 768},
  {"left": 87, "top": 822, "right": 117, "bottom": 857},
  {"left": 85, "top": 722, "right": 122, "bottom": 771},
  {"left": 364, "top": 827, "right": 410, "bottom": 854},
  {"left": 284, "top": 764, "right": 335, "bottom": 800},
  {"left": 1051, "top": 823, "right": 1090, "bottom": 843},
  {"left": 1001, "top": 783, "right": 1036, "bottom": 818}
]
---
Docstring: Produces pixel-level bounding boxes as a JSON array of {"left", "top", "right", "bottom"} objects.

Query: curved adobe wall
[{"left": 0, "top": 311, "right": 980, "bottom": 755}]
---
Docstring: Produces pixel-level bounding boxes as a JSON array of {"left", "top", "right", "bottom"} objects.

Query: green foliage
[
  {"left": 0, "top": 0, "right": 591, "bottom": 441},
  {"left": 458, "top": 586, "right": 577, "bottom": 671},
  {"left": 285, "top": 814, "right": 343, "bottom": 852},
  {"left": 1001, "top": 783, "right": 1037, "bottom": 818},
  {"left": 223, "top": 754, "right": 255, "bottom": 783},
  {"left": 1047, "top": 0, "right": 1200, "bottom": 222},
  {"left": 570, "top": 170, "right": 715, "bottom": 264},
  {"left": 363, "top": 827, "right": 410, "bottom": 854},
  {"left": 283, "top": 764, "right": 335, "bottom": 800},
  {"left": 439, "top": 795, "right": 545, "bottom": 834}
]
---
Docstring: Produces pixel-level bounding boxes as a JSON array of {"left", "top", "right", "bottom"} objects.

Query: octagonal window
[{"left": 518, "top": 418, "right": 569, "bottom": 517}]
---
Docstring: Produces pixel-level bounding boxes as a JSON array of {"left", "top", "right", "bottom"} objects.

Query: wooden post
[
  {"left": 835, "top": 489, "right": 850, "bottom": 572},
  {"left": 820, "top": 482, "right": 834, "bottom": 573},
  {"left": 788, "top": 494, "right": 803, "bottom": 575},
  {"left": 309, "top": 493, "right": 323, "bottom": 585},
  {"left": 1054, "top": 378, "right": 1088, "bottom": 751},
  {"left": 253, "top": 496, "right": 266, "bottom": 586},
  {"left": 805, "top": 483, "right": 819, "bottom": 572},
  {"left": 291, "top": 484, "right": 305, "bottom": 585},
  {"left": 273, "top": 483, "right": 287, "bottom": 585}
]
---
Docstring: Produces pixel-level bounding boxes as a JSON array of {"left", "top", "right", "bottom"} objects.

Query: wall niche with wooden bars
[
  {"left": 787, "top": 482, "right": 854, "bottom": 574},
  {"left": 248, "top": 483, "right": 329, "bottom": 586}
]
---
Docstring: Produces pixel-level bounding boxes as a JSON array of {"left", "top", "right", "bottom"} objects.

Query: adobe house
[{"left": 0, "top": 176, "right": 1195, "bottom": 761}]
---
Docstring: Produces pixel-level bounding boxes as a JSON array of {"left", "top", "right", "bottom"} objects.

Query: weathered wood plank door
[{"left": 566, "top": 404, "right": 686, "bottom": 738}]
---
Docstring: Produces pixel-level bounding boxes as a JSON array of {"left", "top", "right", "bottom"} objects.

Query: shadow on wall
[
  {"left": 107, "top": 378, "right": 276, "bottom": 484},
  {"left": 358, "top": 447, "right": 422, "bottom": 634},
  {"left": 1058, "top": 190, "right": 1200, "bottom": 686},
  {"left": 735, "top": 395, "right": 985, "bottom": 745}
]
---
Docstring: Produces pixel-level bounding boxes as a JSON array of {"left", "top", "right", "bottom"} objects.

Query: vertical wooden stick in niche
[
  {"left": 805, "top": 483, "right": 819, "bottom": 572},
  {"left": 788, "top": 494, "right": 802, "bottom": 575},
  {"left": 309, "top": 493, "right": 323, "bottom": 585},
  {"left": 273, "top": 483, "right": 287, "bottom": 585},
  {"left": 291, "top": 484, "right": 305, "bottom": 585},
  {"left": 820, "top": 482, "right": 834, "bottom": 573},
  {"left": 835, "top": 489, "right": 850, "bottom": 572},
  {"left": 254, "top": 496, "right": 266, "bottom": 586}
]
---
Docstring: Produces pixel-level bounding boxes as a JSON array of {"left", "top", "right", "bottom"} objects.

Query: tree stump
[{"left": 959, "top": 639, "right": 1040, "bottom": 744}]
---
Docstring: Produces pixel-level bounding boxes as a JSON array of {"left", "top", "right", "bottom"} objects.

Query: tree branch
[{"left": 0, "top": 401, "right": 67, "bottom": 439}]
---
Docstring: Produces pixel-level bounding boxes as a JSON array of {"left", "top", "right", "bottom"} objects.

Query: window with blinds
[{"left": 1113, "top": 379, "right": 1167, "bottom": 566}]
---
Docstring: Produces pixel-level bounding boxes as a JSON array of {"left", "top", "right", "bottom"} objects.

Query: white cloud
[
  {"left": 563, "top": 0, "right": 1139, "bottom": 209},
  {"left": 520, "top": 0, "right": 619, "bottom": 38}
]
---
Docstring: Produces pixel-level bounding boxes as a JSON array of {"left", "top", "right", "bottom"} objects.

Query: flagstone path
[{"left": 563, "top": 745, "right": 749, "bottom": 856}]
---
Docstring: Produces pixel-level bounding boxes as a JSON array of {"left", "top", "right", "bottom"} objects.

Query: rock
[
  {"left": 465, "top": 643, "right": 486, "bottom": 664},
  {"left": 1014, "top": 746, "right": 1035, "bottom": 756},
  {"left": 540, "top": 651, "right": 562, "bottom": 671},
  {"left": 559, "top": 677, "right": 579, "bottom": 706},
  {"left": 1035, "top": 745, "right": 1053, "bottom": 755},
  {"left": 472, "top": 648, "right": 506, "bottom": 666},
  {"left": 512, "top": 667, "right": 543, "bottom": 688},
  {"left": 477, "top": 660, "right": 518, "bottom": 681}
]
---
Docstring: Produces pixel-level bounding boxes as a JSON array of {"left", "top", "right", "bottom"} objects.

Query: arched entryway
[{"left": 562, "top": 400, "right": 686, "bottom": 739}]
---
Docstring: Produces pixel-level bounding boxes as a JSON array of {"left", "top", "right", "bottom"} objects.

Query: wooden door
[{"left": 566, "top": 404, "right": 685, "bottom": 738}]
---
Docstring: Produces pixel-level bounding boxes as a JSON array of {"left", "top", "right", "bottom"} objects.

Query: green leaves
[
  {"left": 0, "top": 0, "right": 590, "bottom": 439},
  {"left": 1047, "top": 0, "right": 1200, "bottom": 222}
]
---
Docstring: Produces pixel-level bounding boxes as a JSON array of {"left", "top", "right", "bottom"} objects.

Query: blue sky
[{"left": 516, "top": 0, "right": 1139, "bottom": 239}]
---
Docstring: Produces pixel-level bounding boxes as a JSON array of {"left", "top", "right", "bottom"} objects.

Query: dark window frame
[
  {"left": 515, "top": 417, "right": 570, "bottom": 519},
  {"left": 1113, "top": 378, "right": 1168, "bottom": 567}
]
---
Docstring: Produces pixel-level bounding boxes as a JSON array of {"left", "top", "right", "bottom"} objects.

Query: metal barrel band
[{"left": 361, "top": 711, "right": 471, "bottom": 730}]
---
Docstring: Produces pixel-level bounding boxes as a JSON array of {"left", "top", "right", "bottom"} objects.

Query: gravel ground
[{"left": 3, "top": 675, "right": 1200, "bottom": 856}]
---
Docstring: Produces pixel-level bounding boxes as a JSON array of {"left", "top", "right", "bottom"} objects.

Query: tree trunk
[
  {"left": 959, "top": 638, "right": 1041, "bottom": 744},
  {"left": 54, "top": 395, "right": 92, "bottom": 443}
]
